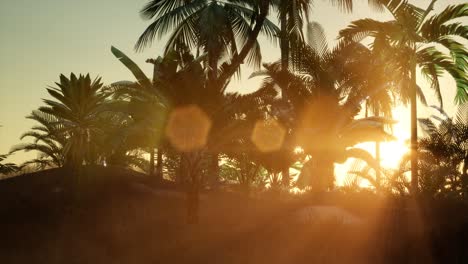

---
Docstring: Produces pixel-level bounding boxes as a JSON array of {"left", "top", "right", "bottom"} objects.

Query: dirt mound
[{"left": 0, "top": 166, "right": 179, "bottom": 215}]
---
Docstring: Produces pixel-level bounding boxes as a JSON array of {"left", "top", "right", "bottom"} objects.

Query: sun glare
[
  {"left": 336, "top": 106, "right": 411, "bottom": 186},
  {"left": 357, "top": 106, "right": 411, "bottom": 170}
]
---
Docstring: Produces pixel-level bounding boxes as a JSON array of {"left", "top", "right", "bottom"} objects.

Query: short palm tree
[
  {"left": 10, "top": 110, "right": 66, "bottom": 169},
  {"left": 0, "top": 154, "right": 18, "bottom": 176},
  {"left": 402, "top": 103, "right": 468, "bottom": 197},
  {"left": 38, "top": 73, "right": 110, "bottom": 169},
  {"left": 295, "top": 98, "right": 396, "bottom": 191},
  {"left": 111, "top": 46, "right": 170, "bottom": 178},
  {"left": 254, "top": 24, "right": 398, "bottom": 191},
  {"left": 339, "top": 1, "right": 468, "bottom": 192}
]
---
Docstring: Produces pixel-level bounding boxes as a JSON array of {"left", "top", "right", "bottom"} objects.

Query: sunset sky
[{"left": 0, "top": 0, "right": 463, "bottom": 175}]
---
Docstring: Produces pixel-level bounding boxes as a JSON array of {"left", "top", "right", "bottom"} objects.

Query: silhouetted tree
[
  {"left": 340, "top": 1, "right": 468, "bottom": 193},
  {"left": 10, "top": 110, "right": 66, "bottom": 169},
  {"left": 396, "top": 103, "right": 468, "bottom": 197},
  {"left": 37, "top": 74, "right": 111, "bottom": 171},
  {"left": 111, "top": 46, "right": 171, "bottom": 179},
  {"left": 135, "top": 0, "right": 280, "bottom": 183},
  {"left": 0, "top": 154, "right": 18, "bottom": 176},
  {"left": 254, "top": 26, "right": 397, "bottom": 191}
]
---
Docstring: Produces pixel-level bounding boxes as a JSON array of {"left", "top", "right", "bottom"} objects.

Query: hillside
[{"left": 0, "top": 167, "right": 467, "bottom": 264}]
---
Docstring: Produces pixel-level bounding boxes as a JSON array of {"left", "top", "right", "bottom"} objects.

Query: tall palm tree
[
  {"left": 339, "top": 1, "right": 468, "bottom": 193},
  {"left": 273, "top": 0, "right": 312, "bottom": 72},
  {"left": 135, "top": 0, "right": 277, "bottom": 87},
  {"left": 271, "top": 0, "right": 385, "bottom": 72}
]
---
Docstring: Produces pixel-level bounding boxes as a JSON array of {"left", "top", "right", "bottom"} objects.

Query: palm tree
[
  {"left": 272, "top": 0, "right": 312, "bottom": 72},
  {"left": 274, "top": 0, "right": 383, "bottom": 68},
  {"left": 38, "top": 73, "right": 110, "bottom": 169},
  {"left": 339, "top": 1, "right": 468, "bottom": 193},
  {"left": 135, "top": 0, "right": 277, "bottom": 86},
  {"left": 222, "top": 153, "right": 264, "bottom": 195},
  {"left": 269, "top": 0, "right": 386, "bottom": 72},
  {"left": 295, "top": 102, "right": 396, "bottom": 191},
  {"left": 254, "top": 25, "right": 398, "bottom": 191},
  {"left": 111, "top": 45, "right": 210, "bottom": 222},
  {"left": 411, "top": 103, "right": 468, "bottom": 197},
  {"left": 111, "top": 46, "right": 170, "bottom": 179},
  {"left": 135, "top": 0, "right": 280, "bottom": 183},
  {"left": 10, "top": 110, "right": 66, "bottom": 169},
  {"left": 0, "top": 154, "right": 18, "bottom": 176}
]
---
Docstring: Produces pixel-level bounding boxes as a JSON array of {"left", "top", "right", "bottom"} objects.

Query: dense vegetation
[
  {"left": 2, "top": 0, "right": 467, "bottom": 216},
  {"left": 0, "top": 1, "right": 467, "bottom": 262}
]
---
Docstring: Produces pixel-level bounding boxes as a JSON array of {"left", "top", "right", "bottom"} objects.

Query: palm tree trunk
[
  {"left": 149, "top": 147, "right": 155, "bottom": 176},
  {"left": 279, "top": 3, "right": 290, "bottom": 101},
  {"left": 313, "top": 156, "right": 334, "bottom": 192},
  {"left": 282, "top": 167, "right": 290, "bottom": 187},
  {"left": 216, "top": 1, "right": 268, "bottom": 87},
  {"left": 375, "top": 141, "right": 381, "bottom": 187},
  {"left": 177, "top": 154, "right": 187, "bottom": 184},
  {"left": 184, "top": 152, "right": 201, "bottom": 224},
  {"left": 375, "top": 105, "right": 381, "bottom": 188},
  {"left": 462, "top": 153, "right": 468, "bottom": 198},
  {"left": 410, "top": 59, "right": 419, "bottom": 194},
  {"left": 280, "top": 4, "right": 289, "bottom": 72},
  {"left": 366, "top": 101, "right": 381, "bottom": 188},
  {"left": 279, "top": 2, "right": 290, "bottom": 189},
  {"left": 187, "top": 178, "right": 200, "bottom": 224},
  {"left": 156, "top": 148, "right": 163, "bottom": 181},
  {"left": 208, "top": 153, "right": 219, "bottom": 186},
  {"left": 208, "top": 54, "right": 218, "bottom": 87}
]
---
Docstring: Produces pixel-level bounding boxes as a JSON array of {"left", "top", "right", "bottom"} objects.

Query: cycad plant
[
  {"left": 339, "top": 1, "right": 468, "bottom": 192},
  {"left": 38, "top": 73, "right": 110, "bottom": 169}
]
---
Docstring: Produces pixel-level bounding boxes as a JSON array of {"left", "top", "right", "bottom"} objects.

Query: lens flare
[
  {"left": 165, "top": 105, "right": 211, "bottom": 152},
  {"left": 251, "top": 119, "right": 286, "bottom": 152}
]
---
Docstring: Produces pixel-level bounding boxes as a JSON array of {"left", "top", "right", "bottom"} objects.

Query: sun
[
  {"left": 335, "top": 106, "right": 411, "bottom": 186},
  {"left": 357, "top": 107, "right": 411, "bottom": 170},
  {"left": 379, "top": 140, "right": 409, "bottom": 169}
]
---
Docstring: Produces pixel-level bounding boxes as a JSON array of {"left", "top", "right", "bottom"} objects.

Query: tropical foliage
[
  {"left": 397, "top": 103, "right": 468, "bottom": 197},
  {"left": 339, "top": 0, "right": 468, "bottom": 191},
  {"left": 0, "top": 154, "right": 18, "bottom": 176},
  {"left": 6, "top": 0, "right": 468, "bottom": 224}
]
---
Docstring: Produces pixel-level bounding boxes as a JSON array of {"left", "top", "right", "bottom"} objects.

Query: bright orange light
[
  {"left": 165, "top": 105, "right": 212, "bottom": 152},
  {"left": 336, "top": 106, "right": 411, "bottom": 186},
  {"left": 294, "top": 146, "right": 304, "bottom": 155},
  {"left": 251, "top": 119, "right": 286, "bottom": 152}
]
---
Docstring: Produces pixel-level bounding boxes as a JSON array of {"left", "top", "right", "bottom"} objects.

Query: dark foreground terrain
[{"left": 0, "top": 166, "right": 467, "bottom": 264}]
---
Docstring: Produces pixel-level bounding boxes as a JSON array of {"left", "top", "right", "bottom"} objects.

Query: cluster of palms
[
  {"left": 350, "top": 103, "right": 468, "bottom": 197},
  {"left": 3, "top": 0, "right": 467, "bottom": 221}
]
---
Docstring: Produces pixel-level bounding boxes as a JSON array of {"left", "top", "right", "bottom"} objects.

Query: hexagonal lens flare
[
  {"left": 165, "top": 105, "right": 212, "bottom": 152},
  {"left": 251, "top": 119, "right": 286, "bottom": 153}
]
